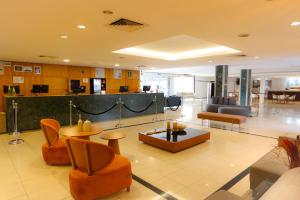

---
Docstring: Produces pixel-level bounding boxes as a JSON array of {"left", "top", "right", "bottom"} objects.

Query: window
[{"left": 173, "top": 76, "right": 194, "bottom": 94}]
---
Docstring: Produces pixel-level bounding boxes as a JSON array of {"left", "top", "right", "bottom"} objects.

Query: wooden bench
[{"left": 197, "top": 112, "right": 247, "bottom": 131}]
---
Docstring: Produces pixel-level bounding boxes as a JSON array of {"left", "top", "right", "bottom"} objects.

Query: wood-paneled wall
[{"left": 0, "top": 61, "right": 140, "bottom": 111}]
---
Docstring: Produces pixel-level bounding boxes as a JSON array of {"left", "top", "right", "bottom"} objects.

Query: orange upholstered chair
[
  {"left": 40, "top": 119, "right": 71, "bottom": 165},
  {"left": 66, "top": 137, "right": 132, "bottom": 200}
]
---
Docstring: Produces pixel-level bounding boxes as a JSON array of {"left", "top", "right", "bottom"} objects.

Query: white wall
[
  {"left": 194, "top": 76, "right": 214, "bottom": 98},
  {"left": 271, "top": 78, "right": 288, "bottom": 90},
  {"left": 227, "top": 77, "right": 239, "bottom": 93}
]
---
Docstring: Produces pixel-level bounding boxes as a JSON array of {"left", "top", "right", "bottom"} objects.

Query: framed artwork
[
  {"left": 0, "top": 65, "right": 4, "bottom": 75},
  {"left": 83, "top": 78, "right": 89, "bottom": 83},
  {"left": 23, "top": 66, "right": 33, "bottom": 72},
  {"left": 14, "top": 65, "right": 23, "bottom": 72},
  {"left": 113, "top": 69, "right": 122, "bottom": 79},
  {"left": 34, "top": 66, "right": 41, "bottom": 74},
  {"left": 128, "top": 70, "right": 132, "bottom": 78},
  {"left": 95, "top": 68, "right": 105, "bottom": 78},
  {"left": 13, "top": 76, "right": 24, "bottom": 84},
  {"left": 0, "top": 61, "right": 11, "bottom": 67}
]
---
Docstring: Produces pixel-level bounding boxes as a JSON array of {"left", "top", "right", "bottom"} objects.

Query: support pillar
[
  {"left": 239, "top": 69, "right": 252, "bottom": 106},
  {"left": 259, "top": 78, "right": 266, "bottom": 104},
  {"left": 215, "top": 65, "right": 228, "bottom": 97}
]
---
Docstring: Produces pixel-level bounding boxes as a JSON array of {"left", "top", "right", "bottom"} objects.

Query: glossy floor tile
[{"left": 1, "top": 99, "right": 296, "bottom": 200}]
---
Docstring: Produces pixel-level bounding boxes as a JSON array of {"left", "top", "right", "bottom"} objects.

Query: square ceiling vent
[{"left": 108, "top": 18, "right": 145, "bottom": 32}]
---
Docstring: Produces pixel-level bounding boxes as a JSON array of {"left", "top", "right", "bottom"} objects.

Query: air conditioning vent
[
  {"left": 108, "top": 18, "right": 145, "bottom": 32},
  {"left": 38, "top": 55, "right": 58, "bottom": 59},
  {"left": 231, "top": 54, "right": 247, "bottom": 57}
]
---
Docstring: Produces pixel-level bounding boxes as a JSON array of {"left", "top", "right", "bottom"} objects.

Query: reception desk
[
  {"left": 4, "top": 93, "right": 164, "bottom": 132},
  {"left": 267, "top": 90, "right": 300, "bottom": 101}
]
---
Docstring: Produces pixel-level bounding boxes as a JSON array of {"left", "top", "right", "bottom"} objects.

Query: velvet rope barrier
[
  {"left": 122, "top": 100, "right": 154, "bottom": 113},
  {"left": 73, "top": 103, "right": 118, "bottom": 115}
]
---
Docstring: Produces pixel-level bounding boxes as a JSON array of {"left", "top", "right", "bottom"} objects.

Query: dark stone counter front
[{"left": 5, "top": 93, "right": 165, "bottom": 132}]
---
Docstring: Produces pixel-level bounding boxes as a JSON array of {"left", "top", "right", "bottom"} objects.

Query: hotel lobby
[{"left": 1, "top": 1, "right": 300, "bottom": 200}]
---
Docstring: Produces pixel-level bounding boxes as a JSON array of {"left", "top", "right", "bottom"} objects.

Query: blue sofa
[{"left": 206, "top": 96, "right": 251, "bottom": 117}]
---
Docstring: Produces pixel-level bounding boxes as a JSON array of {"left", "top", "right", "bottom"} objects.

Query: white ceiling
[{"left": 1, "top": 0, "right": 300, "bottom": 76}]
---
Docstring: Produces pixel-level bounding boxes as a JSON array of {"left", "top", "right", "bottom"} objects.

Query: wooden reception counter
[{"left": 4, "top": 93, "right": 164, "bottom": 132}]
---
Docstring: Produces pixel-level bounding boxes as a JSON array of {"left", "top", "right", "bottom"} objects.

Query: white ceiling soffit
[{"left": 1, "top": 0, "right": 300, "bottom": 75}]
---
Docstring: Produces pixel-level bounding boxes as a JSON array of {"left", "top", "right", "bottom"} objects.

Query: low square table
[{"left": 139, "top": 128, "right": 210, "bottom": 152}]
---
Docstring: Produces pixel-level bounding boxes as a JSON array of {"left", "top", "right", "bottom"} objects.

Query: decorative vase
[{"left": 83, "top": 120, "right": 91, "bottom": 132}]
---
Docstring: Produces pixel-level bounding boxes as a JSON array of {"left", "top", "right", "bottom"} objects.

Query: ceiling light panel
[{"left": 113, "top": 35, "right": 240, "bottom": 61}]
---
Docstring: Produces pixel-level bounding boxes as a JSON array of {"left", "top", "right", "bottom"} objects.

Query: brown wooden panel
[{"left": 0, "top": 61, "right": 140, "bottom": 111}]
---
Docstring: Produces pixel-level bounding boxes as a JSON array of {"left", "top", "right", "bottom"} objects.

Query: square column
[
  {"left": 239, "top": 69, "right": 252, "bottom": 106},
  {"left": 215, "top": 65, "right": 228, "bottom": 97}
]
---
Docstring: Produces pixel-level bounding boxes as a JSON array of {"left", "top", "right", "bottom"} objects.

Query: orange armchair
[
  {"left": 40, "top": 119, "right": 71, "bottom": 165},
  {"left": 66, "top": 137, "right": 132, "bottom": 200}
]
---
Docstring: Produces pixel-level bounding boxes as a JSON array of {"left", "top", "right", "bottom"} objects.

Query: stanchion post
[
  {"left": 115, "top": 97, "right": 124, "bottom": 128},
  {"left": 8, "top": 100, "right": 24, "bottom": 145},
  {"left": 152, "top": 96, "right": 158, "bottom": 122},
  {"left": 69, "top": 100, "right": 73, "bottom": 126}
]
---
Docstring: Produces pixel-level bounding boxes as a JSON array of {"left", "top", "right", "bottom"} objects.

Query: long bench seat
[{"left": 197, "top": 112, "right": 247, "bottom": 131}]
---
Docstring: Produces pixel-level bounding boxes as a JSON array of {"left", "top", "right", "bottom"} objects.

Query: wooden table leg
[{"left": 108, "top": 139, "right": 120, "bottom": 154}]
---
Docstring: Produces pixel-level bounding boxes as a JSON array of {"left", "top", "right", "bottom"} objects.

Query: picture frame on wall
[
  {"left": 113, "top": 69, "right": 122, "bottom": 79},
  {"left": 95, "top": 68, "right": 105, "bottom": 78},
  {"left": 128, "top": 70, "right": 132, "bottom": 78},
  {"left": 23, "top": 66, "right": 33, "bottom": 72},
  {"left": 14, "top": 65, "right": 23, "bottom": 72},
  {"left": 34, "top": 66, "right": 41, "bottom": 74},
  {"left": 0, "top": 65, "right": 4, "bottom": 75},
  {"left": 13, "top": 76, "right": 24, "bottom": 84}
]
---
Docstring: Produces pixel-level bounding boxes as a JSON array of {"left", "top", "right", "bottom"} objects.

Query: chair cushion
[
  {"left": 212, "top": 96, "right": 219, "bottom": 104},
  {"left": 42, "top": 138, "right": 70, "bottom": 165},
  {"left": 217, "top": 97, "right": 224, "bottom": 104},
  {"left": 69, "top": 155, "right": 132, "bottom": 200},
  {"left": 249, "top": 147, "right": 289, "bottom": 189},
  {"left": 228, "top": 97, "right": 236, "bottom": 105},
  {"left": 260, "top": 167, "right": 300, "bottom": 200},
  {"left": 223, "top": 97, "right": 229, "bottom": 105},
  {"left": 96, "top": 155, "right": 131, "bottom": 176}
]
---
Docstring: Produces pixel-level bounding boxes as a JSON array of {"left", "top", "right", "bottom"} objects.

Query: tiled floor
[{"left": 1, "top": 100, "right": 296, "bottom": 200}]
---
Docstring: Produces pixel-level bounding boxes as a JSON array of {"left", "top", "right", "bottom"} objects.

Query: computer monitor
[
  {"left": 72, "top": 86, "right": 86, "bottom": 93},
  {"left": 31, "top": 85, "right": 41, "bottom": 93},
  {"left": 143, "top": 85, "right": 151, "bottom": 92},
  {"left": 70, "top": 80, "right": 80, "bottom": 91},
  {"left": 119, "top": 86, "right": 128, "bottom": 93},
  {"left": 39, "top": 85, "right": 49, "bottom": 93}
]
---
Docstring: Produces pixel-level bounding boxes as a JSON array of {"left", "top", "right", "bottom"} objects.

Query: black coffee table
[{"left": 139, "top": 128, "right": 210, "bottom": 152}]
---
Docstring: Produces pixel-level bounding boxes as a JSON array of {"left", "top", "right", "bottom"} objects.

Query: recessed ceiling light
[
  {"left": 114, "top": 64, "right": 120, "bottom": 67},
  {"left": 254, "top": 56, "right": 260, "bottom": 59},
  {"left": 208, "top": 60, "right": 213, "bottom": 63},
  {"left": 63, "top": 59, "right": 70, "bottom": 63},
  {"left": 77, "top": 25, "right": 86, "bottom": 29},
  {"left": 238, "top": 33, "right": 250, "bottom": 38},
  {"left": 103, "top": 10, "right": 113, "bottom": 15},
  {"left": 150, "top": 67, "right": 156, "bottom": 70},
  {"left": 291, "top": 21, "right": 300, "bottom": 26},
  {"left": 60, "top": 35, "right": 68, "bottom": 39}
]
